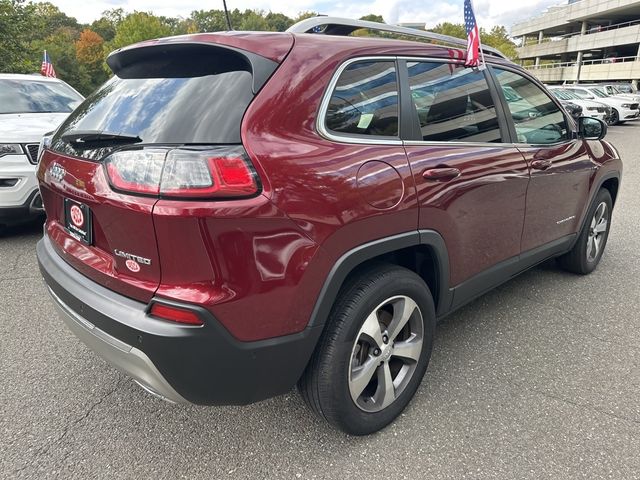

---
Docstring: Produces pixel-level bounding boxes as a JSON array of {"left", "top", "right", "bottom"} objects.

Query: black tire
[
  {"left": 558, "top": 188, "right": 612, "bottom": 274},
  {"left": 608, "top": 108, "right": 620, "bottom": 125},
  {"left": 298, "top": 263, "right": 435, "bottom": 435}
]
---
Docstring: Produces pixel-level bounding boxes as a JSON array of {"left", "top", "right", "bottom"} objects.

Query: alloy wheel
[
  {"left": 586, "top": 202, "right": 608, "bottom": 263},
  {"left": 348, "top": 295, "right": 424, "bottom": 412}
]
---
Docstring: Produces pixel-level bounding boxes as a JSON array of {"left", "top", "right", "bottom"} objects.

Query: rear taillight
[
  {"left": 149, "top": 303, "right": 204, "bottom": 326},
  {"left": 105, "top": 149, "right": 165, "bottom": 195},
  {"left": 104, "top": 146, "right": 259, "bottom": 199}
]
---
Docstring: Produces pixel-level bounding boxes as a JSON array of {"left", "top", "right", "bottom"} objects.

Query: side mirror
[{"left": 579, "top": 116, "right": 607, "bottom": 140}]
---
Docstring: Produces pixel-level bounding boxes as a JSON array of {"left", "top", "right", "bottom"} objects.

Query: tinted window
[
  {"left": 325, "top": 61, "right": 399, "bottom": 138},
  {"left": 494, "top": 69, "right": 568, "bottom": 145},
  {"left": 407, "top": 62, "right": 502, "bottom": 143},
  {"left": 52, "top": 71, "right": 253, "bottom": 158},
  {"left": 0, "top": 79, "right": 83, "bottom": 114}
]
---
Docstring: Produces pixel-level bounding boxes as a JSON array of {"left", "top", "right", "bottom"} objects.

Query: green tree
[
  {"left": 239, "top": 10, "right": 269, "bottom": 31},
  {"left": 0, "top": 0, "right": 39, "bottom": 72},
  {"left": 107, "top": 12, "right": 173, "bottom": 52},
  {"left": 32, "top": 1, "right": 79, "bottom": 37},
  {"left": 265, "top": 12, "right": 293, "bottom": 32},
  {"left": 359, "top": 14, "right": 385, "bottom": 23},
  {"left": 90, "top": 8, "right": 124, "bottom": 41},
  {"left": 430, "top": 22, "right": 466, "bottom": 39},
  {"left": 33, "top": 27, "right": 92, "bottom": 93},
  {"left": 483, "top": 25, "right": 518, "bottom": 60},
  {"left": 430, "top": 22, "right": 518, "bottom": 60},
  {"left": 294, "top": 11, "right": 319, "bottom": 22},
  {"left": 189, "top": 9, "right": 228, "bottom": 31}
]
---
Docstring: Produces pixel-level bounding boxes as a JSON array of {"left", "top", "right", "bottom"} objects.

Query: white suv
[
  {"left": 547, "top": 87, "right": 610, "bottom": 122},
  {"left": 0, "top": 74, "right": 83, "bottom": 227},
  {"left": 564, "top": 85, "right": 639, "bottom": 125}
]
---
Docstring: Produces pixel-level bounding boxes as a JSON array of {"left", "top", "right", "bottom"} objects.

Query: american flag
[
  {"left": 464, "top": 0, "right": 480, "bottom": 68},
  {"left": 41, "top": 50, "right": 56, "bottom": 78}
]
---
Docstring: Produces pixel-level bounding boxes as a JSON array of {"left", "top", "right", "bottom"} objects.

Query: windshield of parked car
[
  {"left": 590, "top": 88, "right": 608, "bottom": 98},
  {"left": 551, "top": 89, "right": 577, "bottom": 101},
  {"left": 0, "top": 78, "right": 83, "bottom": 114}
]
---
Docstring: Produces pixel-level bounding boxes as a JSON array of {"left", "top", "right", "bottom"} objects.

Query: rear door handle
[
  {"left": 422, "top": 167, "right": 460, "bottom": 181},
  {"left": 531, "top": 159, "right": 552, "bottom": 170}
]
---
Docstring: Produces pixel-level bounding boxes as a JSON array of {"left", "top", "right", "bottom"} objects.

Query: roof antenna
[{"left": 222, "top": 0, "right": 233, "bottom": 30}]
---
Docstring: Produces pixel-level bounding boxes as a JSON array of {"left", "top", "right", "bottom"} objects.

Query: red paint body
[{"left": 37, "top": 32, "right": 622, "bottom": 342}]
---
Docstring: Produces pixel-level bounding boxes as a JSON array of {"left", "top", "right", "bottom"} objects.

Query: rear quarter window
[{"left": 324, "top": 60, "right": 399, "bottom": 139}]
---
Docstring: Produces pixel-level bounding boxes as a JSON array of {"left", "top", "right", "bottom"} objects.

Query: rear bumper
[
  {"left": 37, "top": 234, "right": 322, "bottom": 405},
  {"left": 47, "top": 285, "right": 187, "bottom": 403}
]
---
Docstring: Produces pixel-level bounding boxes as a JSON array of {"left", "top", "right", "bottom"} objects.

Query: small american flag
[
  {"left": 41, "top": 50, "right": 56, "bottom": 78},
  {"left": 464, "top": 0, "right": 480, "bottom": 68}
]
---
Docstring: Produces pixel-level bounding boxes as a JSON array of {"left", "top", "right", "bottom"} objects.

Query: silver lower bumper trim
[{"left": 48, "top": 286, "right": 188, "bottom": 404}]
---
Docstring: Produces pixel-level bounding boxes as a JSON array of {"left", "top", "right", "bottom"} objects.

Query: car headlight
[
  {"left": 621, "top": 103, "right": 632, "bottom": 108},
  {"left": 37, "top": 133, "right": 53, "bottom": 164},
  {"left": 0, "top": 144, "right": 23, "bottom": 158}
]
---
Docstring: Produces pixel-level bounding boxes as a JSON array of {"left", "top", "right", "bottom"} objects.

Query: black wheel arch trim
[
  {"left": 307, "top": 229, "right": 453, "bottom": 329},
  {"left": 573, "top": 171, "right": 621, "bottom": 249}
]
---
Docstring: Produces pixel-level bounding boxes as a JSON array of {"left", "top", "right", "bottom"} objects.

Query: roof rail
[{"left": 286, "top": 16, "right": 507, "bottom": 60}]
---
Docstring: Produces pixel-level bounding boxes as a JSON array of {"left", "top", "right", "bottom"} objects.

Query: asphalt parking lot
[{"left": 2, "top": 124, "right": 639, "bottom": 480}]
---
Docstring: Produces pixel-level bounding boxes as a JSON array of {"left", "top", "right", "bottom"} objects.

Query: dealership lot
[{"left": 2, "top": 124, "right": 639, "bottom": 479}]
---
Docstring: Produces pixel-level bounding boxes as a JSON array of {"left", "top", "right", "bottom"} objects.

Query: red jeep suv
[{"left": 36, "top": 17, "right": 622, "bottom": 435}]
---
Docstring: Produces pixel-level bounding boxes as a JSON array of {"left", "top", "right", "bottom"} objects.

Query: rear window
[
  {"left": 0, "top": 79, "right": 83, "bottom": 114},
  {"left": 52, "top": 70, "right": 253, "bottom": 158}
]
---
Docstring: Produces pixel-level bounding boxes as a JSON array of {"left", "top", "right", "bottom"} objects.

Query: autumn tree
[{"left": 75, "top": 29, "right": 108, "bottom": 88}]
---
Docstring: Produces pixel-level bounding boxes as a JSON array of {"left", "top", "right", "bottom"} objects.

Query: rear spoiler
[{"left": 106, "top": 42, "right": 279, "bottom": 94}]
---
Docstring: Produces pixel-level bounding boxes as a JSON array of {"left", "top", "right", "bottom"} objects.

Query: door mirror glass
[{"left": 579, "top": 116, "right": 607, "bottom": 140}]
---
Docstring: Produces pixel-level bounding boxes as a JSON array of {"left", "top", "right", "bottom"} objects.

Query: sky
[{"left": 47, "top": 0, "right": 563, "bottom": 32}]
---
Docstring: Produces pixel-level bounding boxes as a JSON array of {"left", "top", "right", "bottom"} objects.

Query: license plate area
[{"left": 64, "top": 198, "right": 93, "bottom": 245}]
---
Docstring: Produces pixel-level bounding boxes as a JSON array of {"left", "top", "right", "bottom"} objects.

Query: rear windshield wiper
[{"left": 61, "top": 130, "right": 142, "bottom": 148}]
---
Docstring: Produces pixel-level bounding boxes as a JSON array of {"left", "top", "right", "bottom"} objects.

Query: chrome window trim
[
  {"left": 317, "top": 55, "right": 402, "bottom": 146},
  {"left": 403, "top": 140, "right": 518, "bottom": 148},
  {"left": 317, "top": 55, "right": 535, "bottom": 149},
  {"left": 319, "top": 55, "right": 577, "bottom": 149}
]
